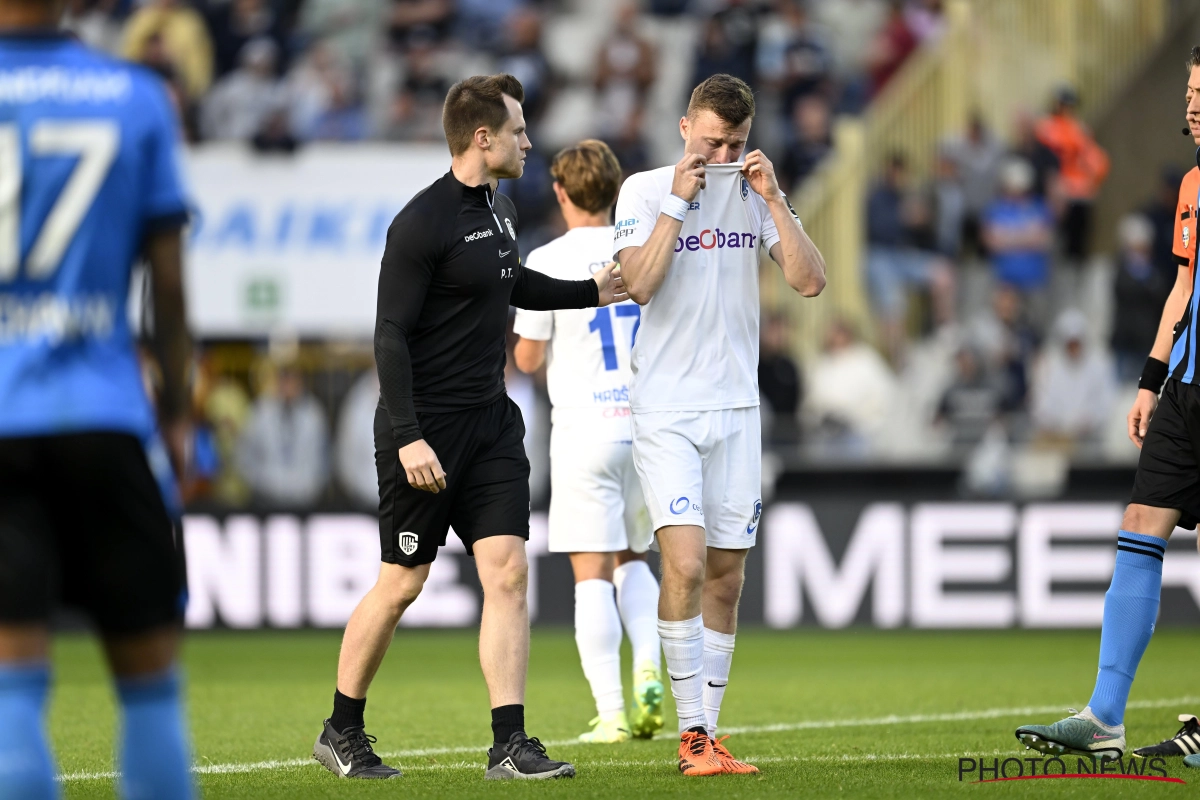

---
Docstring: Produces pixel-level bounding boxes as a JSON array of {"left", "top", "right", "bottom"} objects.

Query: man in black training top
[{"left": 311, "top": 73, "right": 626, "bottom": 781}]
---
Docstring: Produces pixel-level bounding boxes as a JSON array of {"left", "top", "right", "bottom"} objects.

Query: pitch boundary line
[{"left": 57, "top": 695, "right": 1200, "bottom": 783}]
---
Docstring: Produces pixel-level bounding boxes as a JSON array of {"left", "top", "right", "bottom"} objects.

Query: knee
[
  {"left": 662, "top": 552, "right": 705, "bottom": 591},
  {"left": 377, "top": 572, "right": 426, "bottom": 614},
  {"left": 706, "top": 570, "right": 744, "bottom": 608},
  {"left": 484, "top": 554, "right": 528, "bottom": 599}
]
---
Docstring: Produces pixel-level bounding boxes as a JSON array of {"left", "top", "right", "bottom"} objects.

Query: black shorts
[
  {"left": 1131, "top": 379, "right": 1200, "bottom": 528},
  {"left": 375, "top": 394, "right": 530, "bottom": 566},
  {"left": 0, "top": 432, "right": 186, "bottom": 633}
]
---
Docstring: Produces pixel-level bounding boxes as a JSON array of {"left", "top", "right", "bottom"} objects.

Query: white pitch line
[{"left": 56, "top": 695, "right": 1200, "bottom": 783}]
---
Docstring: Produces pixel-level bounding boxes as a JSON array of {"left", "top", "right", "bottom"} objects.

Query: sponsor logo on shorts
[
  {"left": 669, "top": 497, "right": 689, "bottom": 515},
  {"left": 398, "top": 531, "right": 419, "bottom": 556},
  {"left": 747, "top": 499, "right": 762, "bottom": 535},
  {"left": 464, "top": 228, "right": 494, "bottom": 242}
]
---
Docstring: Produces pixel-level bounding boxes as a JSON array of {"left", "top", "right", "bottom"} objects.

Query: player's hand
[
  {"left": 742, "top": 149, "right": 781, "bottom": 201},
  {"left": 1127, "top": 388, "right": 1159, "bottom": 449},
  {"left": 399, "top": 439, "right": 447, "bottom": 492},
  {"left": 593, "top": 261, "right": 630, "bottom": 307},
  {"left": 671, "top": 153, "right": 707, "bottom": 202}
]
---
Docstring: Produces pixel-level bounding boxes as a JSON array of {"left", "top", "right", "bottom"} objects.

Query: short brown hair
[
  {"left": 442, "top": 74, "right": 525, "bottom": 156},
  {"left": 687, "top": 74, "right": 756, "bottom": 127},
  {"left": 1189, "top": 45, "right": 1200, "bottom": 71},
  {"left": 549, "top": 140, "right": 622, "bottom": 213}
]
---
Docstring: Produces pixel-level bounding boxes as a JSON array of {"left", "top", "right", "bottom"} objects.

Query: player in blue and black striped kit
[{"left": 0, "top": 0, "right": 196, "bottom": 796}]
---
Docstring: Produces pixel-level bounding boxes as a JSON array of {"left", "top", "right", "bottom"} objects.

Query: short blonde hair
[{"left": 549, "top": 139, "right": 623, "bottom": 213}]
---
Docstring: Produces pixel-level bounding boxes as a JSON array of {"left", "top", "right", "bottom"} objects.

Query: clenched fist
[{"left": 399, "top": 438, "right": 447, "bottom": 492}]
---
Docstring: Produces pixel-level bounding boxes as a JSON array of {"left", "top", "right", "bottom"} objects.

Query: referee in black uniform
[{"left": 311, "top": 74, "right": 626, "bottom": 781}]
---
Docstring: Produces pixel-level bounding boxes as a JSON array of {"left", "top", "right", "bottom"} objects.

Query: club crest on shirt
[
  {"left": 740, "top": 177, "right": 750, "bottom": 200},
  {"left": 505, "top": 218, "right": 517, "bottom": 240}
]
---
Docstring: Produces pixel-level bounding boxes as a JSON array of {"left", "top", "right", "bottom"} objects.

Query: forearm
[
  {"left": 511, "top": 268, "right": 598, "bottom": 310},
  {"left": 620, "top": 214, "right": 684, "bottom": 303},
  {"left": 374, "top": 323, "right": 423, "bottom": 448},
  {"left": 1149, "top": 278, "right": 1191, "bottom": 363},
  {"left": 145, "top": 228, "right": 191, "bottom": 421},
  {"left": 767, "top": 197, "right": 825, "bottom": 296}
]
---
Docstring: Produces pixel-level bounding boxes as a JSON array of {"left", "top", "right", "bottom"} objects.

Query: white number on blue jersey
[{"left": 0, "top": 120, "right": 119, "bottom": 281}]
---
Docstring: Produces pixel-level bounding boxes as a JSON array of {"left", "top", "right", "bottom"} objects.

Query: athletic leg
[
  {"left": 569, "top": 552, "right": 628, "bottom": 740},
  {"left": 614, "top": 550, "right": 664, "bottom": 739},
  {"left": 656, "top": 526, "right": 707, "bottom": 733},
  {"left": 701, "top": 547, "right": 747, "bottom": 737},
  {"left": 474, "top": 534, "right": 530, "bottom": 725},
  {"left": 0, "top": 625, "right": 56, "bottom": 800}
]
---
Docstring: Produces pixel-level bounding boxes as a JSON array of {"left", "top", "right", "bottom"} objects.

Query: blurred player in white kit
[
  {"left": 613, "top": 74, "right": 826, "bottom": 776},
  {"left": 514, "top": 140, "right": 665, "bottom": 744}
]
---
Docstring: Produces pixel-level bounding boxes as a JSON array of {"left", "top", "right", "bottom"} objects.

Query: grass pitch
[{"left": 51, "top": 627, "right": 1200, "bottom": 798}]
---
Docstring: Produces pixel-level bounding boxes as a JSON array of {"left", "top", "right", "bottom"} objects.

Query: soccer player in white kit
[
  {"left": 513, "top": 140, "right": 665, "bottom": 744},
  {"left": 613, "top": 75, "right": 827, "bottom": 776}
]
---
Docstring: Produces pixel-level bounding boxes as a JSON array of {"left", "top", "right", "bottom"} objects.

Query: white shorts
[
  {"left": 631, "top": 407, "right": 762, "bottom": 549},
  {"left": 547, "top": 428, "right": 653, "bottom": 554}
]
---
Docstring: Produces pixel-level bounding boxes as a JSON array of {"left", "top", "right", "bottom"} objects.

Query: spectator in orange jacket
[{"left": 1035, "top": 86, "right": 1110, "bottom": 263}]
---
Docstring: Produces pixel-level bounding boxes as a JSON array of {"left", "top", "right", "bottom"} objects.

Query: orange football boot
[
  {"left": 712, "top": 736, "right": 759, "bottom": 774},
  {"left": 678, "top": 729, "right": 723, "bottom": 776}
]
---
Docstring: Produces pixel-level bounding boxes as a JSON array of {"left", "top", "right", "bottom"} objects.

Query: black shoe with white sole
[
  {"left": 484, "top": 732, "right": 575, "bottom": 780},
  {"left": 1134, "top": 714, "right": 1200, "bottom": 757},
  {"left": 312, "top": 719, "right": 401, "bottom": 779}
]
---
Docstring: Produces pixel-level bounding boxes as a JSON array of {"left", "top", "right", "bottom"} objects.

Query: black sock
[
  {"left": 491, "top": 704, "right": 525, "bottom": 744},
  {"left": 330, "top": 689, "right": 366, "bottom": 733}
]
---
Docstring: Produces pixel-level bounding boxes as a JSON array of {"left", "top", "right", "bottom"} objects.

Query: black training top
[{"left": 375, "top": 169, "right": 600, "bottom": 449}]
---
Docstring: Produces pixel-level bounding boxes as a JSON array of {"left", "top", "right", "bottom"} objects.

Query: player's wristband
[
  {"left": 1139, "top": 357, "right": 1169, "bottom": 394},
  {"left": 660, "top": 194, "right": 690, "bottom": 222}
]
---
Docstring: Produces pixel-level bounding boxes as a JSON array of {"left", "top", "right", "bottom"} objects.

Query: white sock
[
  {"left": 574, "top": 579, "right": 625, "bottom": 716},
  {"left": 657, "top": 615, "right": 706, "bottom": 733},
  {"left": 613, "top": 560, "right": 661, "bottom": 671},
  {"left": 703, "top": 628, "right": 735, "bottom": 737}
]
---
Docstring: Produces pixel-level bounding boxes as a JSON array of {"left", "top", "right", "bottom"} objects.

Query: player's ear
[
  {"left": 679, "top": 116, "right": 689, "bottom": 141},
  {"left": 551, "top": 181, "right": 568, "bottom": 206},
  {"left": 474, "top": 126, "right": 490, "bottom": 151}
]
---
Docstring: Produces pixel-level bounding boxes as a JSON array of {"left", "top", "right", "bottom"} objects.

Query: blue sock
[
  {"left": 0, "top": 663, "right": 58, "bottom": 800},
  {"left": 116, "top": 669, "right": 195, "bottom": 800},
  {"left": 1088, "top": 530, "right": 1166, "bottom": 726}
]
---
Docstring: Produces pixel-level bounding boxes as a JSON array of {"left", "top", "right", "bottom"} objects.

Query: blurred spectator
[
  {"left": 1009, "top": 109, "right": 1060, "bottom": 201},
  {"left": 201, "top": 38, "right": 284, "bottom": 141},
  {"left": 63, "top": 0, "right": 123, "bottom": 54},
  {"left": 1143, "top": 165, "right": 1188, "bottom": 282},
  {"left": 381, "top": 32, "right": 449, "bottom": 141},
  {"left": 1035, "top": 87, "right": 1110, "bottom": 263},
  {"left": 388, "top": 0, "right": 453, "bottom": 46},
  {"left": 336, "top": 370, "right": 381, "bottom": 510},
  {"left": 693, "top": 0, "right": 766, "bottom": 88},
  {"left": 1031, "top": 309, "right": 1116, "bottom": 446},
  {"left": 759, "top": 314, "right": 803, "bottom": 444},
  {"left": 455, "top": 0, "right": 524, "bottom": 52},
  {"left": 967, "top": 284, "right": 1038, "bottom": 413},
  {"left": 983, "top": 158, "right": 1053, "bottom": 293},
  {"left": 207, "top": 0, "right": 283, "bottom": 80},
  {"left": 252, "top": 107, "right": 299, "bottom": 152},
  {"left": 594, "top": 3, "right": 656, "bottom": 142},
  {"left": 204, "top": 376, "right": 252, "bottom": 507},
  {"left": 865, "top": 152, "right": 955, "bottom": 359},
  {"left": 804, "top": 319, "right": 897, "bottom": 454},
  {"left": 942, "top": 114, "right": 1005, "bottom": 258},
  {"left": 1112, "top": 214, "right": 1172, "bottom": 381},
  {"left": 296, "top": 0, "right": 385, "bottom": 76},
  {"left": 865, "top": 0, "right": 917, "bottom": 98},
  {"left": 497, "top": 8, "right": 552, "bottom": 125},
  {"left": 238, "top": 361, "right": 330, "bottom": 507},
  {"left": 123, "top": 0, "right": 213, "bottom": 102},
  {"left": 936, "top": 345, "right": 1004, "bottom": 448},
  {"left": 812, "top": 0, "right": 886, "bottom": 92},
  {"left": 904, "top": 0, "right": 944, "bottom": 44},
  {"left": 929, "top": 149, "right": 965, "bottom": 258},
  {"left": 779, "top": 94, "right": 832, "bottom": 194},
  {"left": 288, "top": 42, "right": 368, "bottom": 141},
  {"left": 758, "top": 0, "right": 832, "bottom": 115}
]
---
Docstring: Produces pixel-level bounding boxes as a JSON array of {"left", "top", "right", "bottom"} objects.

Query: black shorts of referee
[
  {"left": 375, "top": 395, "right": 529, "bottom": 566},
  {"left": 0, "top": 432, "right": 187, "bottom": 633},
  {"left": 1131, "top": 378, "right": 1200, "bottom": 529}
]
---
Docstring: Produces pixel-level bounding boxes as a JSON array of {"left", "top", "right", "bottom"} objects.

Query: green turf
[{"left": 49, "top": 627, "right": 1200, "bottom": 798}]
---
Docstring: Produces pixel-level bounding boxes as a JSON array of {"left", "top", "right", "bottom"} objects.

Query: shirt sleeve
[
  {"left": 613, "top": 173, "right": 660, "bottom": 259},
  {"left": 511, "top": 248, "right": 554, "bottom": 339},
  {"left": 756, "top": 192, "right": 788, "bottom": 252},
  {"left": 510, "top": 262, "right": 598, "bottom": 310},
  {"left": 374, "top": 208, "right": 439, "bottom": 448},
  {"left": 1174, "top": 175, "right": 1194, "bottom": 268},
  {"left": 139, "top": 73, "right": 191, "bottom": 230}
]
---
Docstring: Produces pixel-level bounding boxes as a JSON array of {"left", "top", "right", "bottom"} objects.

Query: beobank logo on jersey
[{"left": 675, "top": 228, "right": 757, "bottom": 253}]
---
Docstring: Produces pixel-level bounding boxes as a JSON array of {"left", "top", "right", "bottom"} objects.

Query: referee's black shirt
[{"left": 375, "top": 170, "right": 599, "bottom": 449}]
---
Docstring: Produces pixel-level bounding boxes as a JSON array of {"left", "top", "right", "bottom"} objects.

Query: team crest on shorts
[
  {"left": 398, "top": 531, "right": 419, "bottom": 556},
  {"left": 746, "top": 499, "right": 762, "bottom": 535},
  {"left": 740, "top": 177, "right": 750, "bottom": 200},
  {"left": 505, "top": 217, "right": 517, "bottom": 239}
]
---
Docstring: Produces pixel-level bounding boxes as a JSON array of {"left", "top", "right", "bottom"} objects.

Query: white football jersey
[
  {"left": 612, "top": 163, "right": 785, "bottom": 412},
  {"left": 513, "top": 226, "right": 638, "bottom": 441}
]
